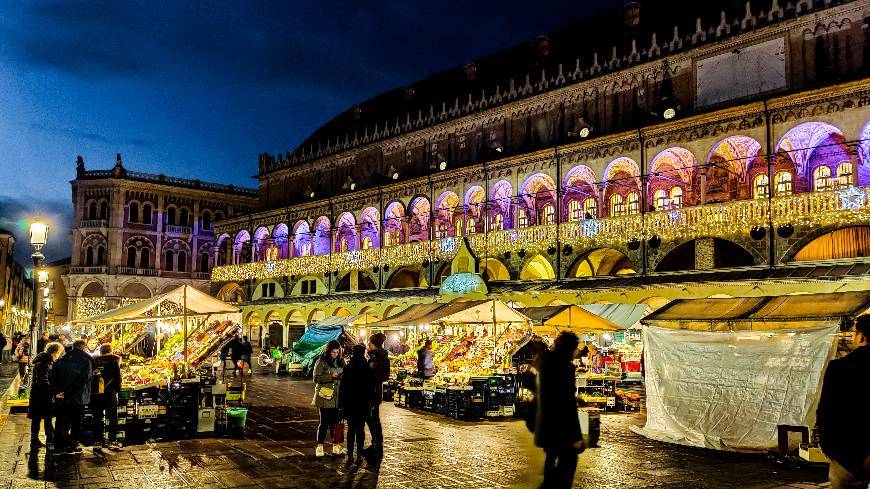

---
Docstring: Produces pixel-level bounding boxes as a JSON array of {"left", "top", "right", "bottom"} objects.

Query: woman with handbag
[{"left": 313, "top": 340, "right": 344, "bottom": 457}]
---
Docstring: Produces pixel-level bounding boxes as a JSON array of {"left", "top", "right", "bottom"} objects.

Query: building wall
[{"left": 0, "top": 231, "right": 34, "bottom": 336}]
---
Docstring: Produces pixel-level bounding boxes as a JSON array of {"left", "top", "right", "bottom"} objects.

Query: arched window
[
  {"left": 339, "top": 239, "right": 348, "bottom": 252},
  {"left": 568, "top": 200, "right": 582, "bottom": 221},
  {"left": 775, "top": 171, "right": 793, "bottom": 196},
  {"left": 541, "top": 205, "right": 555, "bottom": 225},
  {"left": 129, "top": 203, "right": 139, "bottom": 223},
  {"left": 466, "top": 218, "right": 475, "bottom": 234},
  {"left": 140, "top": 248, "right": 150, "bottom": 269},
  {"left": 609, "top": 194, "right": 625, "bottom": 217},
  {"left": 99, "top": 201, "right": 108, "bottom": 220},
  {"left": 493, "top": 213, "right": 504, "bottom": 230},
  {"left": 167, "top": 207, "right": 177, "bottom": 226},
  {"left": 164, "top": 250, "right": 174, "bottom": 271},
  {"left": 199, "top": 253, "right": 209, "bottom": 272},
  {"left": 654, "top": 189, "right": 669, "bottom": 210},
  {"left": 670, "top": 187, "right": 683, "bottom": 208},
  {"left": 454, "top": 217, "right": 464, "bottom": 237},
  {"left": 837, "top": 162, "right": 854, "bottom": 188},
  {"left": 127, "top": 247, "right": 137, "bottom": 268},
  {"left": 202, "top": 211, "right": 212, "bottom": 230},
  {"left": 85, "top": 246, "right": 94, "bottom": 266},
  {"left": 142, "top": 204, "right": 152, "bottom": 224},
  {"left": 814, "top": 166, "right": 833, "bottom": 191},
  {"left": 180, "top": 208, "right": 189, "bottom": 227},
  {"left": 96, "top": 246, "right": 105, "bottom": 266},
  {"left": 300, "top": 242, "right": 311, "bottom": 256},
  {"left": 583, "top": 198, "right": 597, "bottom": 219},
  {"left": 362, "top": 236, "right": 373, "bottom": 250},
  {"left": 753, "top": 174, "right": 770, "bottom": 199},
  {"left": 88, "top": 201, "right": 98, "bottom": 220},
  {"left": 627, "top": 192, "right": 640, "bottom": 215},
  {"left": 177, "top": 251, "right": 187, "bottom": 272},
  {"left": 518, "top": 210, "right": 529, "bottom": 228}
]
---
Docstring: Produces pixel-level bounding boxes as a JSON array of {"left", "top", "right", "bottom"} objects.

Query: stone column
[
  {"left": 191, "top": 198, "right": 200, "bottom": 272},
  {"left": 155, "top": 195, "right": 165, "bottom": 271},
  {"left": 695, "top": 237, "right": 715, "bottom": 270}
]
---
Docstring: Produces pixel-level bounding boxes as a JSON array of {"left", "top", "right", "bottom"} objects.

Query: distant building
[
  {"left": 0, "top": 229, "right": 34, "bottom": 336},
  {"left": 44, "top": 257, "right": 70, "bottom": 329},
  {"left": 64, "top": 154, "right": 258, "bottom": 322}
]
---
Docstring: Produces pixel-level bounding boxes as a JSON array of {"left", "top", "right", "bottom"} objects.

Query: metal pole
[
  {"left": 183, "top": 285, "right": 188, "bottom": 374},
  {"left": 28, "top": 252, "right": 43, "bottom": 386}
]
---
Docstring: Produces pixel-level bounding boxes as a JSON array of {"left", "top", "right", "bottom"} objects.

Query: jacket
[
  {"left": 240, "top": 341, "right": 253, "bottom": 357},
  {"left": 339, "top": 361, "right": 374, "bottom": 420},
  {"left": 36, "top": 338, "right": 47, "bottom": 354},
  {"left": 817, "top": 345, "right": 870, "bottom": 477},
  {"left": 15, "top": 342, "right": 30, "bottom": 362},
  {"left": 51, "top": 347, "right": 93, "bottom": 405},
  {"left": 368, "top": 348, "right": 390, "bottom": 404},
  {"left": 417, "top": 347, "right": 434, "bottom": 377},
  {"left": 228, "top": 339, "right": 243, "bottom": 361},
  {"left": 312, "top": 357, "right": 343, "bottom": 409},
  {"left": 534, "top": 351, "right": 582, "bottom": 449},
  {"left": 27, "top": 352, "right": 55, "bottom": 418},
  {"left": 93, "top": 354, "right": 122, "bottom": 395}
]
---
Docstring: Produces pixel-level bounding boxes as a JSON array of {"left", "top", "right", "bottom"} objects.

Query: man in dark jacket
[
  {"left": 36, "top": 331, "right": 50, "bottom": 354},
  {"left": 365, "top": 333, "right": 390, "bottom": 456},
  {"left": 817, "top": 315, "right": 870, "bottom": 488},
  {"left": 228, "top": 334, "right": 243, "bottom": 376},
  {"left": 92, "top": 344, "right": 122, "bottom": 448},
  {"left": 52, "top": 339, "right": 93, "bottom": 454},
  {"left": 535, "top": 332, "right": 583, "bottom": 489}
]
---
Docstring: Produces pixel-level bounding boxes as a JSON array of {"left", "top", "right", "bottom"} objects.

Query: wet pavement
[{"left": 0, "top": 371, "right": 829, "bottom": 488}]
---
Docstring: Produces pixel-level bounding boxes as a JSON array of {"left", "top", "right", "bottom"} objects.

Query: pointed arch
[
  {"left": 776, "top": 121, "right": 847, "bottom": 177},
  {"left": 292, "top": 220, "right": 312, "bottom": 257},
  {"left": 520, "top": 254, "right": 556, "bottom": 281},
  {"left": 520, "top": 173, "right": 557, "bottom": 226},
  {"left": 359, "top": 207, "right": 380, "bottom": 249},
  {"left": 272, "top": 223, "right": 289, "bottom": 259},
  {"left": 480, "top": 257, "right": 511, "bottom": 281},
  {"left": 384, "top": 201, "right": 406, "bottom": 246},
  {"left": 409, "top": 196, "right": 431, "bottom": 242},
  {"left": 489, "top": 180, "right": 514, "bottom": 230},
  {"left": 436, "top": 191, "right": 461, "bottom": 237},
  {"left": 313, "top": 216, "right": 331, "bottom": 256},
  {"left": 335, "top": 212, "right": 357, "bottom": 252}
]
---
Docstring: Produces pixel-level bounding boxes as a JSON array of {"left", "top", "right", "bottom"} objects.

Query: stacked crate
[
  {"left": 445, "top": 385, "right": 473, "bottom": 419},
  {"left": 167, "top": 380, "right": 201, "bottom": 439}
]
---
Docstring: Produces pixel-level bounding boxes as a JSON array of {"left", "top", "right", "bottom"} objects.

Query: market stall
[
  {"left": 635, "top": 291, "right": 870, "bottom": 452},
  {"left": 287, "top": 323, "right": 356, "bottom": 375}
]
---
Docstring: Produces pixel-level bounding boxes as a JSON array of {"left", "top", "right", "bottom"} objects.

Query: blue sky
[{"left": 0, "top": 1, "right": 616, "bottom": 265}]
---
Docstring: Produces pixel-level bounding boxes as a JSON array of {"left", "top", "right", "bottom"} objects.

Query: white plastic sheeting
[{"left": 634, "top": 325, "right": 837, "bottom": 451}]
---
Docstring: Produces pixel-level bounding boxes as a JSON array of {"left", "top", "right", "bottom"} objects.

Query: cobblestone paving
[{"left": 0, "top": 372, "right": 829, "bottom": 488}]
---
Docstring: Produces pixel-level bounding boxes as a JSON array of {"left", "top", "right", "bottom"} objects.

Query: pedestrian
[
  {"left": 313, "top": 340, "right": 344, "bottom": 457},
  {"left": 229, "top": 334, "right": 243, "bottom": 377},
  {"left": 416, "top": 339, "right": 434, "bottom": 379},
  {"left": 586, "top": 343, "right": 603, "bottom": 374},
  {"left": 817, "top": 315, "right": 870, "bottom": 489},
  {"left": 37, "top": 331, "right": 50, "bottom": 354},
  {"left": 535, "top": 332, "right": 584, "bottom": 489},
  {"left": 91, "top": 343, "right": 122, "bottom": 448},
  {"left": 240, "top": 335, "right": 253, "bottom": 375},
  {"left": 365, "top": 332, "right": 389, "bottom": 457},
  {"left": 220, "top": 335, "right": 232, "bottom": 376},
  {"left": 51, "top": 339, "right": 93, "bottom": 454},
  {"left": 15, "top": 336, "right": 31, "bottom": 379},
  {"left": 340, "top": 344, "right": 374, "bottom": 463},
  {"left": 28, "top": 341, "right": 64, "bottom": 447},
  {"left": 0, "top": 332, "right": 7, "bottom": 362}
]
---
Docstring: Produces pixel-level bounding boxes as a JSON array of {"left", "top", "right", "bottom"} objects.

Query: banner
[{"left": 633, "top": 325, "right": 837, "bottom": 451}]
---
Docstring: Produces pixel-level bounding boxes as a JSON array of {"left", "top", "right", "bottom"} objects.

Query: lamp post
[{"left": 29, "top": 219, "right": 48, "bottom": 369}]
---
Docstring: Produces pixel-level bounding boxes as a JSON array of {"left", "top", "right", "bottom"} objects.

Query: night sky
[{"left": 0, "top": 1, "right": 619, "bottom": 266}]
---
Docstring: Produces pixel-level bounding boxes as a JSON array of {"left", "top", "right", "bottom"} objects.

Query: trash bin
[
  {"left": 578, "top": 407, "right": 601, "bottom": 448},
  {"left": 226, "top": 407, "right": 248, "bottom": 430}
]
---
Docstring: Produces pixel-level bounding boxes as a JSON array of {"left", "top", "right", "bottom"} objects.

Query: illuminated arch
[
  {"left": 333, "top": 307, "right": 351, "bottom": 317},
  {"left": 385, "top": 266, "right": 422, "bottom": 289},
  {"left": 359, "top": 207, "right": 380, "bottom": 249},
  {"left": 520, "top": 173, "right": 557, "bottom": 225},
  {"left": 563, "top": 165, "right": 599, "bottom": 220},
  {"left": 602, "top": 157, "right": 642, "bottom": 217},
  {"left": 335, "top": 212, "right": 357, "bottom": 252},
  {"left": 436, "top": 191, "right": 461, "bottom": 237},
  {"left": 409, "top": 196, "right": 431, "bottom": 241},
  {"left": 272, "top": 223, "right": 289, "bottom": 259},
  {"left": 233, "top": 230, "right": 251, "bottom": 263},
  {"left": 292, "top": 220, "right": 312, "bottom": 257},
  {"left": 308, "top": 308, "right": 326, "bottom": 324},
  {"left": 519, "top": 254, "right": 556, "bottom": 281},
  {"left": 858, "top": 122, "right": 870, "bottom": 186},
  {"left": 490, "top": 180, "right": 514, "bottom": 230},
  {"left": 384, "top": 201, "right": 406, "bottom": 245},
  {"left": 649, "top": 147, "right": 696, "bottom": 208},
  {"left": 569, "top": 248, "right": 637, "bottom": 277},
  {"left": 776, "top": 122, "right": 846, "bottom": 177},
  {"left": 480, "top": 257, "right": 511, "bottom": 281},
  {"left": 252, "top": 226, "right": 270, "bottom": 261},
  {"left": 792, "top": 226, "right": 870, "bottom": 261},
  {"left": 216, "top": 282, "right": 246, "bottom": 303},
  {"left": 464, "top": 186, "right": 485, "bottom": 233},
  {"left": 313, "top": 216, "right": 331, "bottom": 256},
  {"left": 706, "top": 135, "right": 762, "bottom": 179}
]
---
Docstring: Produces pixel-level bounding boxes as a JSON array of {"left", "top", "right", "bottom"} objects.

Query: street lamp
[{"left": 28, "top": 218, "right": 49, "bottom": 374}]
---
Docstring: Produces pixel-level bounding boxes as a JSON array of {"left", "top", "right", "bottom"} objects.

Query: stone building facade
[
  {"left": 211, "top": 0, "right": 870, "bottom": 345},
  {"left": 0, "top": 229, "right": 34, "bottom": 336},
  {"left": 64, "top": 155, "right": 258, "bottom": 321}
]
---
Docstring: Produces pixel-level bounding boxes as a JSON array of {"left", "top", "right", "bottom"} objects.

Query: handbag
[
  {"left": 318, "top": 384, "right": 335, "bottom": 401},
  {"left": 332, "top": 421, "right": 345, "bottom": 444}
]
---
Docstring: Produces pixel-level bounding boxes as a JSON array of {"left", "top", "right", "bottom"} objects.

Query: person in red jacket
[{"left": 817, "top": 315, "right": 870, "bottom": 488}]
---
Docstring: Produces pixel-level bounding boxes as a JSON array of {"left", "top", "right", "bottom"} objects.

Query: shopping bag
[{"left": 332, "top": 422, "right": 345, "bottom": 444}]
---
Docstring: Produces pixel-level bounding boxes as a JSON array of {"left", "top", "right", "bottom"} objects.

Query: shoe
[
  {"left": 332, "top": 444, "right": 345, "bottom": 455},
  {"left": 315, "top": 445, "right": 324, "bottom": 457}
]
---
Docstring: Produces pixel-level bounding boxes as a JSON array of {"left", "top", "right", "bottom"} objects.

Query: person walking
[
  {"left": 37, "top": 331, "right": 50, "bottom": 354},
  {"left": 313, "top": 340, "right": 344, "bottom": 457},
  {"left": 535, "top": 332, "right": 583, "bottom": 489},
  {"left": 15, "top": 336, "right": 31, "bottom": 379},
  {"left": 416, "top": 339, "right": 434, "bottom": 379},
  {"left": 51, "top": 339, "right": 93, "bottom": 454},
  {"left": 817, "top": 315, "right": 870, "bottom": 489},
  {"left": 340, "top": 344, "right": 374, "bottom": 463},
  {"left": 228, "top": 334, "right": 243, "bottom": 377},
  {"left": 365, "top": 332, "right": 389, "bottom": 457},
  {"left": 28, "top": 341, "right": 64, "bottom": 447},
  {"left": 240, "top": 335, "right": 253, "bottom": 376},
  {"left": 91, "top": 344, "right": 122, "bottom": 448},
  {"left": 0, "top": 332, "right": 7, "bottom": 363}
]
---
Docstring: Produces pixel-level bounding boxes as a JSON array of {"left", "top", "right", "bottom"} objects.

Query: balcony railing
[
  {"left": 191, "top": 272, "right": 211, "bottom": 280},
  {"left": 70, "top": 266, "right": 108, "bottom": 275},
  {"left": 165, "top": 225, "right": 192, "bottom": 235},
  {"left": 210, "top": 187, "right": 870, "bottom": 282},
  {"left": 116, "top": 267, "right": 159, "bottom": 277},
  {"left": 79, "top": 219, "right": 107, "bottom": 229}
]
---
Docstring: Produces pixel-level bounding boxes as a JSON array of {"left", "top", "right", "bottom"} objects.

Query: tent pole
[{"left": 183, "top": 285, "right": 189, "bottom": 374}]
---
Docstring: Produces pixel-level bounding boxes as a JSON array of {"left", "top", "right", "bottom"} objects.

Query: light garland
[
  {"left": 75, "top": 297, "right": 106, "bottom": 320},
  {"left": 210, "top": 186, "right": 870, "bottom": 282}
]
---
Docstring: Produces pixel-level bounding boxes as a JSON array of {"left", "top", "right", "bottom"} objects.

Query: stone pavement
[{"left": 0, "top": 372, "right": 830, "bottom": 489}]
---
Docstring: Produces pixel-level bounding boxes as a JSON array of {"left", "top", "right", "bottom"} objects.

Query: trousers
[
  {"left": 366, "top": 403, "right": 383, "bottom": 450},
  {"left": 91, "top": 392, "right": 119, "bottom": 443},
  {"left": 346, "top": 416, "right": 366, "bottom": 456},
  {"left": 54, "top": 404, "right": 84, "bottom": 451},
  {"left": 316, "top": 408, "right": 338, "bottom": 444},
  {"left": 541, "top": 447, "right": 578, "bottom": 489},
  {"left": 30, "top": 415, "right": 54, "bottom": 443}
]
